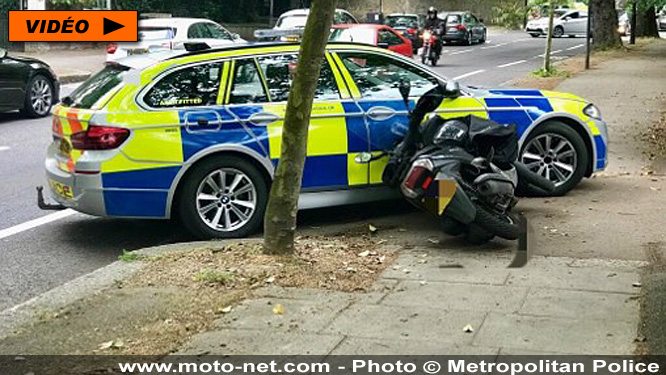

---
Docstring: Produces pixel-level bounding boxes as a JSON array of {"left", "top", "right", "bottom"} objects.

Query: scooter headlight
[{"left": 583, "top": 103, "right": 602, "bottom": 120}]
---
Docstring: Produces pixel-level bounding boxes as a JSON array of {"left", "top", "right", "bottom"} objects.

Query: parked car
[
  {"left": 270, "top": 8, "right": 358, "bottom": 41},
  {"left": 0, "top": 48, "right": 59, "bottom": 118},
  {"left": 385, "top": 13, "right": 423, "bottom": 52},
  {"left": 44, "top": 42, "right": 607, "bottom": 239},
  {"left": 106, "top": 18, "right": 245, "bottom": 61},
  {"left": 440, "top": 12, "right": 487, "bottom": 45},
  {"left": 526, "top": 9, "right": 588, "bottom": 38},
  {"left": 330, "top": 24, "right": 413, "bottom": 58},
  {"left": 659, "top": 7, "right": 666, "bottom": 31}
]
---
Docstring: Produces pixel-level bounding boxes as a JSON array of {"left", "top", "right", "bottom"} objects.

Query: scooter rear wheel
[{"left": 473, "top": 206, "right": 521, "bottom": 240}]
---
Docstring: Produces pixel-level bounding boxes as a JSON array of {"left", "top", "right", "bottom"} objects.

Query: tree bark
[
  {"left": 635, "top": 3, "right": 660, "bottom": 37},
  {"left": 590, "top": 0, "right": 623, "bottom": 49},
  {"left": 263, "top": 0, "right": 338, "bottom": 255},
  {"left": 543, "top": 0, "right": 555, "bottom": 72}
]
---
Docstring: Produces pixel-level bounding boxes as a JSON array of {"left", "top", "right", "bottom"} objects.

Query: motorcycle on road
[
  {"left": 363, "top": 81, "right": 555, "bottom": 243},
  {"left": 421, "top": 28, "right": 442, "bottom": 66}
]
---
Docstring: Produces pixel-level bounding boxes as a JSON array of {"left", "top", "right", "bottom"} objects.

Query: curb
[{"left": 0, "top": 240, "right": 238, "bottom": 341}]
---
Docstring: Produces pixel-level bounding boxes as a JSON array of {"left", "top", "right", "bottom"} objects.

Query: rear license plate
[
  {"left": 49, "top": 179, "right": 74, "bottom": 199},
  {"left": 128, "top": 48, "right": 147, "bottom": 55}
]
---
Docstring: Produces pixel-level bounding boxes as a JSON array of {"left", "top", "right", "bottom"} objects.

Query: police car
[{"left": 45, "top": 42, "right": 608, "bottom": 238}]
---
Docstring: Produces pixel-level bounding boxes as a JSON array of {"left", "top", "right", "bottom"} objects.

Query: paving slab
[
  {"left": 176, "top": 329, "right": 344, "bottom": 355},
  {"left": 331, "top": 337, "right": 500, "bottom": 355},
  {"left": 520, "top": 287, "right": 639, "bottom": 321},
  {"left": 213, "top": 296, "right": 351, "bottom": 333},
  {"left": 506, "top": 257, "right": 642, "bottom": 294},
  {"left": 381, "top": 280, "right": 529, "bottom": 313},
  {"left": 473, "top": 312, "right": 637, "bottom": 355},
  {"left": 323, "top": 303, "right": 487, "bottom": 346},
  {"left": 381, "top": 251, "right": 512, "bottom": 285}
]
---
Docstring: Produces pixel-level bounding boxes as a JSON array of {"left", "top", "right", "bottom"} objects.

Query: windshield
[
  {"left": 329, "top": 27, "right": 375, "bottom": 45},
  {"left": 446, "top": 14, "right": 461, "bottom": 24},
  {"left": 65, "top": 64, "right": 128, "bottom": 109},
  {"left": 386, "top": 16, "right": 418, "bottom": 28},
  {"left": 139, "top": 26, "right": 175, "bottom": 41},
  {"left": 276, "top": 15, "right": 307, "bottom": 29}
]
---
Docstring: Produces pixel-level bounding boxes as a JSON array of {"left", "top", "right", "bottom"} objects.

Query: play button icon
[{"left": 103, "top": 17, "right": 125, "bottom": 35}]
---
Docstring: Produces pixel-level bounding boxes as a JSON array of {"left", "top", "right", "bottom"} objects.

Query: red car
[{"left": 330, "top": 24, "right": 413, "bottom": 58}]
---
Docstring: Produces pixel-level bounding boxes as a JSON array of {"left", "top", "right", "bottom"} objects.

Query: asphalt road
[{"left": 0, "top": 30, "right": 591, "bottom": 311}]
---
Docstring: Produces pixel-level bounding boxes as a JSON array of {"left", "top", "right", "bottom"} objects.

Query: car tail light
[
  {"left": 106, "top": 43, "right": 118, "bottom": 54},
  {"left": 456, "top": 24, "right": 467, "bottom": 31},
  {"left": 402, "top": 159, "right": 434, "bottom": 198},
  {"left": 407, "top": 27, "right": 417, "bottom": 34},
  {"left": 71, "top": 125, "right": 130, "bottom": 150}
]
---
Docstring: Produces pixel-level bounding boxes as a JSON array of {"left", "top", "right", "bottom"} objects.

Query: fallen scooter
[{"left": 364, "top": 80, "right": 555, "bottom": 244}]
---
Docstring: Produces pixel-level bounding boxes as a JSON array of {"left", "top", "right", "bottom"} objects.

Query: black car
[
  {"left": 385, "top": 13, "right": 424, "bottom": 52},
  {"left": 0, "top": 48, "right": 59, "bottom": 118},
  {"left": 440, "top": 12, "right": 487, "bottom": 45}
]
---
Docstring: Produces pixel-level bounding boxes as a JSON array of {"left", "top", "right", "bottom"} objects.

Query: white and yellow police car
[{"left": 45, "top": 42, "right": 608, "bottom": 238}]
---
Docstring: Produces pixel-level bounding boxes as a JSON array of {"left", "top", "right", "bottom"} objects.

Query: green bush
[{"left": 492, "top": 2, "right": 528, "bottom": 29}]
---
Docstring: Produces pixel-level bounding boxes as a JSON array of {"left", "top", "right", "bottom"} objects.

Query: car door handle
[
  {"left": 248, "top": 112, "right": 280, "bottom": 126},
  {"left": 367, "top": 106, "right": 397, "bottom": 121}
]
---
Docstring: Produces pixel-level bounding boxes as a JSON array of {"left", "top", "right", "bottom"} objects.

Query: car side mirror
[
  {"left": 564, "top": 17, "right": 571, "bottom": 21},
  {"left": 377, "top": 42, "right": 390, "bottom": 49},
  {"left": 0, "top": 48, "right": 6, "bottom": 59},
  {"left": 399, "top": 78, "right": 412, "bottom": 109},
  {"left": 232, "top": 33, "right": 241, "bottom": 40},
  {"left": 479, "top": 18, "right": 484, "bottom": 23},
  {"left": 443, "top": 80, "right": 461, "bottom": 99}
]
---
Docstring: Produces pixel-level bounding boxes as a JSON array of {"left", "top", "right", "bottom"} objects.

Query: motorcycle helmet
[
  {"left": 427, "top": 7, "right": 438, "bottom": 19},
  {"left": 433, "top": 119, "right": 468, "bottom": 147}
]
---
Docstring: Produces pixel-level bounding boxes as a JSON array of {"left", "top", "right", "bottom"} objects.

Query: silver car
[{"left": 526, "top": 9, "right": 589, "bottom": 38}]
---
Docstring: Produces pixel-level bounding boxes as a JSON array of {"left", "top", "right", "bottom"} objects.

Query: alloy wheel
[
  {"left": 521, "top": 133, "right": 577, "bottom": 187},
  {"left": 30, "top": 77, "right": 52, "bottom": 116},
  {"left": 196, "top": 168, "right": 257, "bottom": 232}
]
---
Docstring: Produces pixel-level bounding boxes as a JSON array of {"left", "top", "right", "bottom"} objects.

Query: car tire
[
  {"left": 465, "top": 32, "right": 474, "bottom": 45},
  {"left": 21, "top": 74, "right": 54, "bottom": 118},
  {"left": 479, "top": 31, "right": 487, "bottom": 43},
  {"left": 519, "top": 121, "right": 589, "bottom": 196},
  {"left": 553, "top": 26, "right": 564, "bottom": 38},
  {"left": 177, "top": 155, "right": 268, "bottom": 239}
]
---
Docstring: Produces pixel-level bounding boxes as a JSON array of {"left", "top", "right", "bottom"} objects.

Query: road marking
[
  {"left": 0, "top": 146, "right": 10, "bottom": 152},
  {"left": 497, "top": 59, "right": 527, "bottom": 68},
  {"left": 567, "top": 44, "right": 584, "bottom": 50},
  {"left": 481, "top": 42, "right": 508, "bottom": 50},
  {"left": 552, "top": 49, "right": 563, "bottom": 54},
  {"left": 0, "top": 209, "right": 76, "bottom": 240},
  {"left": 453, "top": 69, "right": 486, "bottom": 80},
  {"left": 450, "top": 49, "right": 473, "bottom": 55}
]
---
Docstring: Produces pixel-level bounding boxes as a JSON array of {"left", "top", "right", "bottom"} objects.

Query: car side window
[
  {"left": 188, "top": 23, "right": 211, "bottom": 38},
  {"left": 463, "top": 14, "right": 474, "bottom": 24},
  {"left": 257, "top": 54, "right": 341, "bottom": 102},
  {"left": 144, "top": 63, "right": 222, "bottom": 108},
  {"left": 470, "top": 15, "right": 479, "bottom": 24},
  {"left": 378, "top": 29, "right": 403, "bottom": 46},
  {"left": 205, "top": 23, "right": 232, "bottom": 40},
  {"left": 337, "top": 52, "right": 439, "bottom": 99},
  {"left": 567, "top": 12, "right": 579, "bottom": 19},
  {"left": 228, "top": 59, "right": 268, "bottom": 104}
]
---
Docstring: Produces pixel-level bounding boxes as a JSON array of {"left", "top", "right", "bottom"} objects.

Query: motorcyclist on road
[{"left": 423, "top": 7, "right": 445, "bottom": 56}]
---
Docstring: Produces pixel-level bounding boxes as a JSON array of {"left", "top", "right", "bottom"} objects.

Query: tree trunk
[
  {"left": 635, "top": 4, "right": 660, "bottom": 38},
  {"left": 263, "top": 0, "right": 338, "bottom": 255},
  {"left": 590, "top": 0, "right": 623, "bottom": 49},
  {"left": 543, "top": 0, "right": 555, "bottom": 72}
]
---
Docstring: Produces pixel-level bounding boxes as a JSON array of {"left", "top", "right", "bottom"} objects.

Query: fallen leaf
[
  {"left": 99, "top": 340, "right": 124, "bottom": 350},
  {"left": 634, "top": 335, "right": 647, "bottom": 342},
  {"left": 265, "top": 276, "right": 276, "bottom": 284},
  {"left": 419, "top": 281, "right": 428, "bottom": 286},
  {"left": 463, "top": 324, "right": 474, "bottom": 333},
  {"left": 633, "top": 282, "right": 643, "bottom": 288},
  {"left": 358, "top": 250, "right": 371, "bottom": 257},
  {"left": 220, "top": 306, "right": 232, "bottom": 314},
  {"left": 273, "top": 304, "right": 285, "bottom": 315},
  {"left": 368, "top": 224, "right": 378, "bottom": 233},
  {"left": 427, "top": 238, "right": 440, "bottom": 244}
]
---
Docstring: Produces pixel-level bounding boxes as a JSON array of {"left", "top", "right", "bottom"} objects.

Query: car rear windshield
[
  {"left": 446, "top": 14, "right": 461, "bottom": 24},
  {"left": 139, "top": 26, "right": 176, "bottom": 41},
  {"left": 386, "top": 16, "right": 418, "bottom": 28},
  {"left": 65, "top": 64, "right": 128, "bottom": 109}
]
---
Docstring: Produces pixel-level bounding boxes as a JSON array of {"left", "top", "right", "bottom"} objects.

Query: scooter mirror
[
  {"left": 355, "top": 152, "right": 374, "bottom": 164},
  {"left": 443, "top": 80, "right": 461, "bottom": 98}
]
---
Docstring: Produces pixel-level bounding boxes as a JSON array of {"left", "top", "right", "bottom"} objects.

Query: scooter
[
  {"left": 421, "top": 28, "right": 441, "bottom": 66},
  {"left": 377, "top": 81, "right": 555, "bottom": 243}
]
